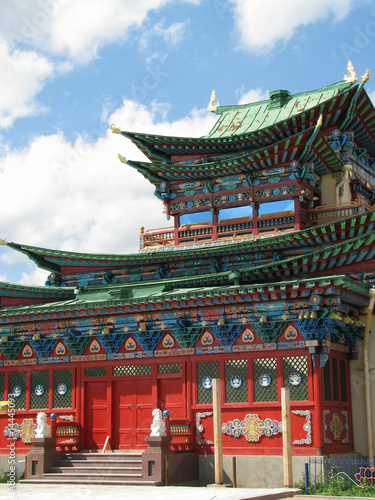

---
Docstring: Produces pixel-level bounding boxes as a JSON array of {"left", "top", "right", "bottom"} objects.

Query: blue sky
[{"left": 0, "top": 0, "right": 374, "bottom": 286}]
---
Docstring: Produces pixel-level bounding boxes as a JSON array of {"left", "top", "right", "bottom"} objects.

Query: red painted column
[
  {"left": 174, "top": 215, "right": 179, "bottom": 245},
  {"left": 212, "top": 210, "right": 218, "bottom": 241},
  {"left": 312, "top": 356, "right": 325, "bottom": 455},
  {"left": 294, "top": 197, "right": 301, "bottom": 230},
  {"left": 252, "top": 203, "right": 259, "bottom": 235}
]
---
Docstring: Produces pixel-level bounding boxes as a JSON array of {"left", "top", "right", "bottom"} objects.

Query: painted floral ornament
[
  {"left": 289, "top": 372, "right": 302, "bottom": 386},
  {"left": 57, "top": 383, "right": 67, "bottom": 395},
  {"left": 259, "top": 374, "right": 271, "bottom": 387},
  {"left": 12, "top": 386, "right": 22, "bottom": 398},
  {"left": 202, "top": 376, "right": 213, "bottom": 389},
  {"left": 34, "top": 384, "right": 44, "bottom": 396},
  {"left": 230, "top": 375, "right": 242, "bottom": 389}
]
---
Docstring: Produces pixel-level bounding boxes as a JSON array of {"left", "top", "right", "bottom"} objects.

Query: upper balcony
[{"left": 139, "top": 201, "right": 371, "bottom": 251}]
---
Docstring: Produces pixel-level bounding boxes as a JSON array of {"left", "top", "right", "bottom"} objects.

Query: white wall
[{"left": 350, "top": 314, "right": 375, "bottom": 457}]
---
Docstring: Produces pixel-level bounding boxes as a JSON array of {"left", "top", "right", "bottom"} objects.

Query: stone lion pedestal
[
  {"left": 26, "top": 437, "right": 58, "bottom": 479},
  {"left": 142, "top": 436, "right": 172, "bottom": 485}
]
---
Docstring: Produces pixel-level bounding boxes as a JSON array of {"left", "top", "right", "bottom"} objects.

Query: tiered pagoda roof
[{"left": 0, "top": 63, "right": 374, "bottom": 358}]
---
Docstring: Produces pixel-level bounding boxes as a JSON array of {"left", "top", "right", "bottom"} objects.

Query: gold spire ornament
[
  {"left": 207, "top": 89, "right": 220, "bottom": 112},
  {"left": 344, "top": 61, "right": 358, "bottom": 84},
  {"left": 111, "top": 124, "right": 122, "bottom": 134},
  {"left": 0, "top": 239, "right": 6, "bottom": 246},
  {"left": 118, "top": 154, "right": 127, "bottom": 164},
  {"left": 361, "top": 69, "right": 370, "bottom": 84}
]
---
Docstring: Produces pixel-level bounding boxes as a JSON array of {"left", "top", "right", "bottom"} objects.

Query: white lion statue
[
  {"left": 35, "top": 412, "right": 51, "bottom": 438},
  {"left": 150, "top": 408, "right": 166, "bottom": 437}
]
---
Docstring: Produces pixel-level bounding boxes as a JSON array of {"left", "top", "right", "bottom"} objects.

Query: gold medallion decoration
[
  {"left": 284, "top": 325, "right": 298, "bottom": 340},
  {"left": 201, "top": 331, "right": 213, "bottom": 345},
  {"left": 22, "top": 345, "right": 33, "bottom": 357},
  {"left": 163, "top": 334, "right": 174, "bottom": 348},
  {"left": 56, "top": 342, "right": 66, "bottom": 355},
  {"left": 125, "top": 337, "right": 136, "bottom": 350},
  {"left": 242, "top": 329, "right": 254, "bottom": 343},
  {"left": 89, "top": 339, "right": 100, "bottom": 353}
]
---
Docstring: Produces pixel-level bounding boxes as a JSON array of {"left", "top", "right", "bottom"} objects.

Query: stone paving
[{"left": 0, "top": 484, "right": 301, "bottom": 500}]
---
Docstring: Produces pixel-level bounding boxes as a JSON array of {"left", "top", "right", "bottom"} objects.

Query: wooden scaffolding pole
[
  {"left": 212, "top": 378, "right": 223, "bottom": 484},
  {"left": 281, "top": 387, "right": 293, "bottom": 487}
]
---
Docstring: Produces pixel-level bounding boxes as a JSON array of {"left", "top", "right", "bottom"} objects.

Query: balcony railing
[
  {"left": 308, "top": 201, "right": 371, "bottom": 223},
  {"left": 139, "top": 202, "right": 372, "bottom": 250}
]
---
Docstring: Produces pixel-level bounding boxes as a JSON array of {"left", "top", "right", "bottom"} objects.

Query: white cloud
[
  {"left": 0, "top": 0, "right": 196, "bottom": 63},
  {"left": 0, "top": 100, "right": 217, "bottom": 285},
  {"left": 369, "top": 90, "right": 375, "bottom": 105},
  {"left": 231, "top": 0, "right": 358, "bottom": 53},
  {"left": 153, "top": 21, "right": 187, "bottom": 44},
  {"left": 0, "top": 40, "right": 53, "bottom": 128},
  {"left": 236, "top": 87, "right": 269, "bottom": 105}
]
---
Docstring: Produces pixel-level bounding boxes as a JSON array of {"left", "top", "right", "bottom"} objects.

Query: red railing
[{"left": 139, "top": 202, "right": 373, "bottom": 250}]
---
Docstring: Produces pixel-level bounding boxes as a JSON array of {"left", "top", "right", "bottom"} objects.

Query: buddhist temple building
[{"left": 1, "top": 62, "right": 375, "bottom": 486}]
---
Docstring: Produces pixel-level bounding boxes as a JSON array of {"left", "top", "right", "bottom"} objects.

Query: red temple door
[
  {"left": 157, "top": 376, "right": 184, "bottom": 418},
  {"left": 112, "top": 378, "right": 152, "bottom": 449},
  {"left": 84, "top": 380, "right": 108, "bottom": 449}
]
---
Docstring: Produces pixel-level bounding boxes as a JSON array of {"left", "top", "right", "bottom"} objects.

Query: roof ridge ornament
[
  {"left": 343, "top": 61, "right": 358, "bottom": 84},
  {"left": 111, "top": 124, "right": 122, "bottom": 134},
  {"left": 207, "top": 89, "right": 220, "bottom": 112},
  {"left": 361, "top": 69, "right": 370, "bottom": 85},
  {"left": 118, "top": 154, "right": 127, "bottom": 164},
  {"left": 0, "top": 239, "right": 6, "bottom": 246}
]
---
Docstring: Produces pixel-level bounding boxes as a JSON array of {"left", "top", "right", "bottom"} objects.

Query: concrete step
[
  {"left": 57, "top": 459, "right": 142, "bottom": 467},
  {"left": 62, "top": 453, "right": 142, "bottom": 461},
  {"left": 44, "top": 472, "right": 143, "bottom": 480},
  {"left": 22, "top": 450, "right": 150, "bottom": 485},
  {"left": 50, "top": 466, "right": 142, "bottom": 474},
  {"left": 21, "top": 478, "right": 157, "bottom": 485}
]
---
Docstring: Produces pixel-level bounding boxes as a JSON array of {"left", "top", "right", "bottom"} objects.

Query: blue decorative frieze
[
  {"left": 29, "top": 339, "right": 57, "bottom": 358},
  {"left": 210, "top": 324, "right": 243, "bottom": 346},
  {"left": 97, "top": 334, "right": 126, "bottom": 354}
]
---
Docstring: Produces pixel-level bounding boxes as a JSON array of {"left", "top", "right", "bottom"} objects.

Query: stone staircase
[{"left": 22, "top": 451, "right": 156, "bottom": 485}]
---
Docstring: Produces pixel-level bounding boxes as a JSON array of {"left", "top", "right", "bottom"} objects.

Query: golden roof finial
[
  {"left": 0, "top": 239, "right": 7, "bottom": 246},
  {"left": 344, "top": 61, "right": 358, "bottom": 84},
  {"left": 361, "top": 69, "right": 370, "bottom": 84},
  {"left": 207, "top": 89, "right": 220, "bottom": 112},
  {"left": 111, "top": 124, "right": 121, "bottom": 134},
  {"left": 118, "top": 154, "right": 127, "bottom": 164}
]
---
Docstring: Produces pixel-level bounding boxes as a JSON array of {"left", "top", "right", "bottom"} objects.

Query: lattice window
[
  {"left": 30, "top": 371, "right": 49, "bottom": 410},
  {"left": 0, "top": 372, "right": 4, "bottom": 400},
  {"left": 9, "top": 372, "right": 27, "bottom": 410},
  {"left": 158, "top": 363, "right": 182, "bottom": 374},
  {"left": 225, "top": 359, "right": 248, "bottom": 403},
  {"left": 323, "top": 361, "right": 331, "bottom": 401},
  {"left": 283, "top": 356, "right": 308, "bottom": 401},
  {"left": 85, "top": 367, "right": 107, "bottom": 377},
  {"left": 197, "top": 361, "right": 219, "bottom": 404},
  {"left": 332, "top": 358, "right": 339, "bottom": 401},
  {"left": 340, "top": 359, "right": 347, "bottom": 402},
  {"left": 253, "top": 358, "right": 277, "bottom": 402},
  {"left": 113, "top": 364, "right": 151, "bottom": 376},
  {"left": 53, "top": 369, "right": 72, "bottom": 409}
]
